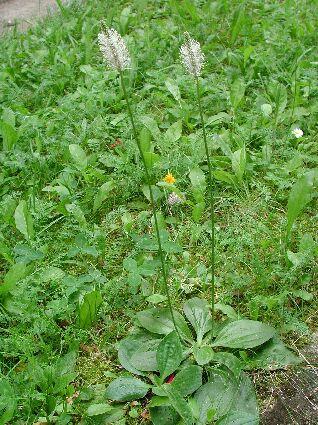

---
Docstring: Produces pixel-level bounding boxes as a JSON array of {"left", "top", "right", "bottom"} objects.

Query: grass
[{"left": 0, "top": 0, "right": 317, "bottom": 423}]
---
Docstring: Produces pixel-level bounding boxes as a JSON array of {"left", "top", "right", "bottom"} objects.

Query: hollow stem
[
  {"left": 119, "top": 71, "right": 179, "bottom": 337},
  {"left": 195, "top": 76, "right": 215, "bottom": 336}
]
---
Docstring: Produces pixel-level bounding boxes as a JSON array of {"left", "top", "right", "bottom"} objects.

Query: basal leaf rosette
[{"left": 104, "top": 297, "right": 300, "bottom": 424}]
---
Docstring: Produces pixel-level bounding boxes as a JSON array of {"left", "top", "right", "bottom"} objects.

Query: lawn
[{"left": 0, "top": 0, "right": 317, "bottom": 423}]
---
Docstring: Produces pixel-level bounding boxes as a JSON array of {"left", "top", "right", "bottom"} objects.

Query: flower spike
[
  {"left": 180, "top": 32, "right": 205, "bottom": 77},
  {"left": 98, "top": 26, "right": 131, "bottom": 71}
]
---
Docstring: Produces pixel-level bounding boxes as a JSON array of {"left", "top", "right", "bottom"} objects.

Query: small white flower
[
  {"left": 168, "top": 192, "right": 184, "bottom": 206},
  {"left": 292, "top": 128, "right": 303, "bottom": 138},
  {"left": 98, "top": 27, "right": 131, "bottom": 71},
  {"left": 180, "top": 32, "right": 205, "bottom": 77}
]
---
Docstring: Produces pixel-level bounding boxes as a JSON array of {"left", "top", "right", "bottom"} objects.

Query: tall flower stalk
[
  {"left": 98, "top": 26, "right": 179, "bottom": 336},
  {"left": 180, "top": 33, "right": 216, "bottom": 336}
]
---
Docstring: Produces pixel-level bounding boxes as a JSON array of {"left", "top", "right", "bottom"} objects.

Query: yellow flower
[{"left": 163, "top": 172, "right": 176, "bottom": 184}]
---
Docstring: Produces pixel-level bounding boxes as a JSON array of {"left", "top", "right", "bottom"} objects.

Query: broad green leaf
[
  {"left": 42, "top": 184, "right": 70, "bottom": 197},
  {"left": 14, "top": 200, "right": 34, "bottom": 240},
  {"left": 0, "top": 108, "right": 18, "bottom": 150},
  {"left": 216, "top": 130, "right": 232, "bottom": 157},
  {"left": 216, "top": 411, "right": 259, "bottom": 425},
  {"left": 220, "top": 372, "right": 259, "bottom": 424},
  {"left": 171, "top": 365, "right": 202, "bottom": 397},
  {"left": 139, "top": 128, "right": 152, "bottom": 152},
  {"left": 69, "top": 144, "right": 87, "bottom": 170},
  {"left": 293, "top": 289, "right": 313, "bottom": 301},
  {"left": 117, "top": 330, "right": 158, "bottom": 376},
  {"left": 93, "top": 180, "right": 114, "bottom": 212},
  {"left": 2, "top": 107, "right": 15, "bottom": 127},
  {"left": 192, "top": 202, "right": 205, "bottom": 222},
  {"left": 0, "top": 379, "right": 16, "bottom": 424},
  {"left": 140, "top": 115, "right": 161, "bottom": 140},
  {"left": 103, "top": 406, "right": 125, "bottom": 424},
  {"left": 246, "top": 337, "right": 301, "bottom": 370},
  {"left": 193, "top": 345, "right": 214, "bottom": 366},
  {"left": 147, "top": 294, "right": 167, "bottom": 304},
  {"left": 131, "top": 339, "right": 161, "bottom": 372},
  {"left": 55, "top": 351, "right": 77, "bottom": 376},
  {"left": 165, "top": 78, "right": 181, "bottom": 103},
  {"left": 165, "top": 120, "right": 182, "bottom": 143},
  {"left": 230, "top": 78, "right": 246, "bottom": 110},
  {"left": 215, "top": 303, "right": 240, "bottom": 321},
  {"left": 230, "top": 6, "right": 245, "bottom": 44},
  {"left": 127, "top": 272, "right": 141, "bottom": 294},
  {"left": 163, "top": 385, "right": 194, "bottom": 425},
  {"left": 243, "top": 45, "right": 254, "bottom": 64},
  {"left": 65, "top": 203, "right": 87, "bottom": 227},
  {"left": 190, "top": 166, "right": 206, "bottom": 207},
  {"left": 1, "top": 197, "right": 17, "bottom": 224},
  {"left": 232, "top": 147, "right": 246, "bottom": 183},
  {"left": 150, "top": 405, "right": 180, "bottom": 425},
  {"left": 123, "top": 258, "right": 138, "bottom": 272},
  {"left": 142, "top": 184, "right": 163, "bottom": 203},
  {"left": 183, "top": 297, "right": 212, "bottom": 343},
  {"left": 137, "top": 308, "right": 193, "bottom": 342},
  {"left": 148, "top": 396, "right": 170, "bottom": 408},
  {"left": 260, "top": 103, "right": 272, "bottom": 117},
  {"left": 53, "top": 372, "right": 77, "bottom": 394},
  {"left": 268, "top": 81, "right": 287, "bottom": 116},
  {"left": 0, "top": 240, "right": 13, "bottom": 263},
  {"left": 121, "top": 211, "right": 133, "bottom": 232},
  {"left": 189, "top": 167, "right": 206, "bottom": 189},
  {"left": 157, "top": 331, "right": 182, "bottom": 381},
  {"left": 0, "top": 263, "right": 26, "bottom": 295},
  {"left": 170, "top": 0, "right": 201, "bottom": 21},
  {"left": 213, "top": 352, "right": 243, "bottom": 379},
  {"left": 119, "top": 5, "right": 131, "bottom": 34},
  {"left": 41, "top": 266, "right": 64, "bottom": 283},
  {"left": 206, "top": 112, "right": 231, "bottom": 127},
  {"left": 0, "top": 121, "right": 19, "bottom": 151},
  {"left": 46, "top": 395, "right": 56, "bottom": 415},
  {"left": 299, "top": 232, "right": 316, "bottom": 252},
  {"left": 213, "top": 320, "right": 275, "bottom": 349},
  {"left": 286, "top": 171, "right": 316, "bottom": 239},
  {"left": 162, "top": 240, "right": 183, "bottom": 254},
  {"left": 287, "top": 233, "right": 317, "bottom": 267},
  {"left": 194, "top": 369, "right": 237, "bottom": 423},
  {"left": 213, "top": 170, "right": 236, "bottom": 185},
  {"left": 78, "top": 290, "right": 102, "bottom": 329},
  {"left": 105, "top": 377, "right": 149, "bottom": 402},
  {"left": 144, "top": 151, "right": 161, "bottom": 168},
  {"left": 87, "top": 403, "right": 113, "bottom": 416}
]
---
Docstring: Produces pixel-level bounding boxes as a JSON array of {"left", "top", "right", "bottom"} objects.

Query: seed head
[
  {"left": 98, "top": 26, "right": 131, "bottom": 71},
  {"left": 180, "top": 32, "right": 205, "bottom": 77}
]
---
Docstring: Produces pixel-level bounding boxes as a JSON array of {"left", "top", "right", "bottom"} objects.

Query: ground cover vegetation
[{"left": 0, "top": 0, "right": 317, "bottom": 423}]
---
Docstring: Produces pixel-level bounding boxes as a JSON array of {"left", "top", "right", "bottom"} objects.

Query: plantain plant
[
  {"left": 97, "top": 29, "right": 301, "bottom": 425},
  {"left": 104, "top": 297, "right": 300, "bottom": 424}
]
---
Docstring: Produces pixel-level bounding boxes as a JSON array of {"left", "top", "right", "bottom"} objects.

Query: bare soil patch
[
  {"left": 262, "top": 334, "right": 318, "bottom": 424},
  {"left": 0, "top": 0, "right": 64, "bottom": 33}
]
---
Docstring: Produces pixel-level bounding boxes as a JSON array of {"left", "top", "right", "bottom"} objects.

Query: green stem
[
  {"left": 119, "top": 71, "right": 179, "bottom": 338},
  {"left": 195, "top": 77, "right": 215, "bottom": 337},
  {"left": 291, "top": 63, "right": 297, "bottom": 121}
]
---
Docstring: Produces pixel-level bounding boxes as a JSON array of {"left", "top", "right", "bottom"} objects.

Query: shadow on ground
[{"left": 262, "top": 334, "right": 318, "bottom": 424}]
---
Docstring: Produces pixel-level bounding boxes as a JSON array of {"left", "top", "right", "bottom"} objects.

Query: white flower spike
[
  {"left": 292, "top": 128, "right": 303, "bottom": 139},
  {"left": 98, "top": 26, "right": 131, "bottom": 71},
  {"left": 180, "top": 32, "right": 205, "bottom": 77}
]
